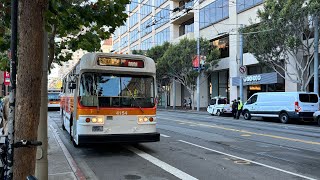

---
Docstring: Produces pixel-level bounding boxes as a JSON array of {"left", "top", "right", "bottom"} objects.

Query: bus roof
[{"left": 62, "top": 53, "right": 156, "bottom": 80}]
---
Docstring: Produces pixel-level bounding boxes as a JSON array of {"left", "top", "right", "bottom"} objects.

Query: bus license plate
[{"left": 92, "top": 126, "right": 103, "bottom": 132}]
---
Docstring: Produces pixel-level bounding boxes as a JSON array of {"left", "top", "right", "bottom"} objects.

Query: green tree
[
  {"left": 0, "top": 52, "right": 9, "bottom": 71},
  {"left": 145, "top": 42, "right": 171, "bottom": 107},
  {"left": 243, "top": 0, "right": 320, "bottom": 91},
  {"left": 132, "top": 49, "right": 145, "bottom": 55},
  {"left": 0, "top": 0, "right": 12, "bottom": 71},
  {"left": 46, "top": 0, "right": 129, "bottom": 68},
  {"left": 158, "top": 38, "right": 220, "bottom": 109}
]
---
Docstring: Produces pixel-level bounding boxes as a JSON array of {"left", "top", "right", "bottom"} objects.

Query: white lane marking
[
  {"left": 179, "top": 140, "right": 317, "bottom": 180},
  {"left": 126, "top": 146, "right": 198, "bottom": 180},
  {"left": 160, "top": 134, "right": 170, "bottom": 138}
]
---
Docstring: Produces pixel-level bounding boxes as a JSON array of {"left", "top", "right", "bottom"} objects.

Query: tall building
[
  {"left": 101, "top": 38, "right": 113, "bottom": 53},
  {"left": 112, "top": 0, "right": 309, "bottom": 108}
]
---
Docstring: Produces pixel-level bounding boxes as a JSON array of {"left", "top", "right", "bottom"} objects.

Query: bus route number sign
[{"left": 98, "top": 57, "right": 120, "bottom": 66}]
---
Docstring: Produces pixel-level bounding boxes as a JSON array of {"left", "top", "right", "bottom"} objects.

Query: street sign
[
  {"left": 4, "top": 71, "right": 10, "bottom": 86},
  {"left": 239, "top": 66, "right": 246, "bottom": 74}
]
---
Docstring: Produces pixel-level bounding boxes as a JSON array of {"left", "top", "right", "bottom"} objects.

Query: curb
[
  {"left": 49, "top": 125, "right": 87, "bottom": 180},
  {"left": 157, "top": 109, "right": 208, "bottom": 115}
]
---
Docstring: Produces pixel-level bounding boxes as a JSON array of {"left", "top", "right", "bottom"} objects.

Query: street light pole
[
  {"left": 314, "top": 16, "right": 319, "bottom": 94},
  {"left": 196, "top": 3, "right": 201, "bottom": 111},
  {"left": 239, "top": 25, "right": 244, "bottom": 101},
  {"left": 7, "top": 0, "right": 18, "bottom": 179}
]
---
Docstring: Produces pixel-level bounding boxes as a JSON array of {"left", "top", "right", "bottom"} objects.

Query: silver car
[{"left": 312, "top": 111, "right": 320, "bottom": 126}]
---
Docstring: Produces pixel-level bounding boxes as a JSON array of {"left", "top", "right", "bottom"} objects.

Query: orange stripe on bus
[{"left": 77, "top": 108, "right": 156, "bottom": 117}]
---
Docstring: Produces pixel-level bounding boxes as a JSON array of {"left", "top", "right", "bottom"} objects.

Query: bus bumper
[{"left": 78, "top": 132, "right": 160, "bottom": 144}]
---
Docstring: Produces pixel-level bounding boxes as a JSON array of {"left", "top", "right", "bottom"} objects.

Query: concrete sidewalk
[
  {"left": 48, "top": 116, "right": 90, "bottom": 180},
  {"left": 48, "top": 123, "right": 77, "bottom": 180}
]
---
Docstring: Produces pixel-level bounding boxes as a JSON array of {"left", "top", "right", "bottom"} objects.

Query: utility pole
[
  {"left": 314, "top": 16, "right": 319, "bottom": 94},
  {"left": 196, "top": 3, "right": 201, "bottom": 111},
  {"left": 7, "top": 0, "right": 18, "bottom": 179},
  {"left": 35, "top": 31, "right": 48, "bottom": 180},
  {"left": 173, "top": 80, "right": 176, "bottom": 109},
  {"left": 239, "top": 25, "right": 244, "bottom": 101}
]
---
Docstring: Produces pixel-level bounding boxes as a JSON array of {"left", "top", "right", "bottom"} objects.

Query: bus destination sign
[{"left": 98, "top": 57, "right": 144, "bottom": 68}]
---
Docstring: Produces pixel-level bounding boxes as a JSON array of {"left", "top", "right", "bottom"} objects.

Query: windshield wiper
[
  {"left": 123, "top": 82, "right": 144, "bottom": 113},
  {"left": 93, "top": 75, "right": 99, "bottom": 112}
]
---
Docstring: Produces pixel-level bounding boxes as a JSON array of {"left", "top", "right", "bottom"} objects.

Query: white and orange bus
[
  {"left": 48, "top": 89, "right": 61, "bottom": 110},
  {"left": 60, "top": 53, "right": 159, "bottom": 146}
]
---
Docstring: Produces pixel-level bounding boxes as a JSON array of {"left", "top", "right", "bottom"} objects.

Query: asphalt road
[{"left": 49, "top": 110, "right": 320, "bottom": 180}]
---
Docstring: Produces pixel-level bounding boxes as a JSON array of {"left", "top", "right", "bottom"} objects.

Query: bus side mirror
[{"left": 68, "top": 82, "right": 76, "bottom": 89}]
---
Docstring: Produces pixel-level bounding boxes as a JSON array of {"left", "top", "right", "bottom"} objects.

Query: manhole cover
[
  {"left": 125, "top": 175, "right": 141, "bottom": 180},
  {"left": 234, "top": 160, "right": 251, "bottom": 165}
]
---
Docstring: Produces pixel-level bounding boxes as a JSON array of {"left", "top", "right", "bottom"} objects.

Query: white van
[
  {"left": 207, "top": 96, "right": 232, "bottom": 116},
  {"left": 242, "top": 92, "right": 319, "bottom": 123}
]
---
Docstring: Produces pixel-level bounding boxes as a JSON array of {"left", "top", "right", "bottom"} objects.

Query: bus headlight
[
  {"left": 138, "top": 117, "right": 144, "bottom": 123},
  {"left": 97, "top": 118, "right": 103, "bottom": 123},
  {"left": 143, "top": 117, "right": 148, "bottom": 122},
  {"left": 92, "top": 118, "right": 97, "bottom": 123}
]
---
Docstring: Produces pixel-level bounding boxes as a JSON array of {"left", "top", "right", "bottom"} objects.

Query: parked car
[
  {"left": 242, "top": 92, "right": 319, "bottom": 123},
  {"left": 207, "top": 96, "right": 232, "bottom": 116},
  {"left": 312, "top": 111, "right": 320, "bottom": 126}
]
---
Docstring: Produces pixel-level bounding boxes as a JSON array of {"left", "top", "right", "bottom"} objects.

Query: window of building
[
  {"left": 129, "top": 0, "right": 138, "bottom": 11},
  {"left": 155, "top": 27, "right": 170, "bottom": 46},
  {"left": 120, "top": 35, "right": 128, "bottom": 49},
  {"left": 113, "top": 41, "right": 119, "bottom": 52},
  {"left": 141, "top": 18, "right": 153, "bottom": 37},
  {"left": 120, "top": 24, "right": 127, "bottom": 35},
  {"left": 179, "top": 0, "right": 194, "bottom": 9},
  {"left": 113, "top": 29, "right": 119, "bottom": 40},
  {"left": 179, "top": 18, "right": 194, "bottom": 36},
  {"left": 155, "top": 5, "right": 170, "bottom": 29},
  {"left": 211, "top": 35, "right": 229, "bottom": 58},
  {"left": 130, "top": 28, "right": 139, "bottom": 44},
  {"left": 237, "top": 0, "right": 264, "bottom": 13},
  {"left": 155, "top": 0, "right": 167, "bottom": 7},
  {"left": 141, "top": 0, "right": 152, "bottom": 20},
  {"left": 141, "top": 37, "right": 153, "bottom": 50},
  {"left": 131, "top": 44, "right": 139, "bottom": 51},
  {"left": 129, "top": 12, "right": 138, "bottom": 28},
  {"left": 199, "top": 0, "right": 229, "bottom": 29}
]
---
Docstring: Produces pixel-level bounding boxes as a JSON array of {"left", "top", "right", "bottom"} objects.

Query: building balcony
[
  {"left": 172, "top": 32, "right": 194, "bottom": 43},
  {"left": 171, "top": 10, "right": 194, "bottom": 25},
  {"left": 171, "top": 1, "right": 194, "bottom": 25}
]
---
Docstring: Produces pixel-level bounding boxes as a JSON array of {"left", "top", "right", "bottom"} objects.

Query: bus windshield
[
  {"left": 48, "top": 93, "right": 60, "bottom": 101},
  {"left": 79, "top": 73, "right": 155, "bottom": 108}
]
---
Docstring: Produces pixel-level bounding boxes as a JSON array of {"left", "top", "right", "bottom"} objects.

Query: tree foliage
[
  {"left": 0, "top": 0, "right": 11, "bottom": 71},
  {"left": 0, "top": 52, "right": 9, "bottom": 71},
  {"left": 0, "top": 0, "right": 129, "bottom": 69},
  {"left": 243, "top": 0, "right": 320, "bottom": 91},
  {"left": 46, "top": 0, "right": 129, "bottom": 68},
  {"left": 156, "top": 38, "right": 220, "bottom": 109}
]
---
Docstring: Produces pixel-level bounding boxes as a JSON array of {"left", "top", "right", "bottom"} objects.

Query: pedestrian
[
  {"left": 231, "top": 99, "right": 238, "bottom": 119},
  {"left": 188, "top": 97, "right": 192, "bottom": 109},
  {"left": 183, "top": 98, "right": 187, "bottom": 109},
  {"left": 236, "top": 97, "right": 243, "bottom": 119}
]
